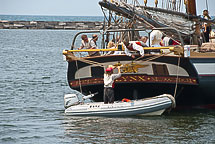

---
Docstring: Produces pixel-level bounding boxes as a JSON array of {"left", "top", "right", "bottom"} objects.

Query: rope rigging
[{"left": 70, "top": 0, "right": 184, "bottom": 99}]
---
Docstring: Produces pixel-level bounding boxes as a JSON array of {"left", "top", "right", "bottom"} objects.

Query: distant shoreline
[
  {"left": 0, "top": 15, "right": 104, "bottom": 22},
  {"left": 0, "top": 20, "right": 214, "bottom": 30},
  {"left": 0, "top": 20, "right": 104, "bottom": 30}
]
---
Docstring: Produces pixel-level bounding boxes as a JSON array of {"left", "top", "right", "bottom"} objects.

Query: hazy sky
[{"left": 0, "top": 0, "right": 214, "bottom": 16}]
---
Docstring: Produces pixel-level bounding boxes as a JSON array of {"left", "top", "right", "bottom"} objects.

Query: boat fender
[
  {"left": 122, "top": 98, "right": 131, "bottom": 102},
  {"left": 164, "top": 94, "right": 176, "bottom": 108}
]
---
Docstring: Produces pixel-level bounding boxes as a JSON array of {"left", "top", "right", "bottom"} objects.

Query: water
[
  {"left": 0, "top": 29, "right": 215, "bottom": 144},
  {"left": 0, "top": 14, "right": 214, "bottom": 22},
  {"left": 0, "top": 15, "right": 104, "bottom": 22}
]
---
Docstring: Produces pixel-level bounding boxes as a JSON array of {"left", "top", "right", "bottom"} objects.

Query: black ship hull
[{"left": 66, "top": 55, "right": 215, "bottom": 109}]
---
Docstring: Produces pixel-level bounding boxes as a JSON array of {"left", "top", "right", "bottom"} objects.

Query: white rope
[
  {"left": 75, "top": 60, "right": 83, "bottom": 94},
  {"left": 173, "top": 55, "right": 181, "bottom": 98}
]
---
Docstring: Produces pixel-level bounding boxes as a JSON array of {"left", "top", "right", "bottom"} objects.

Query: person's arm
[
  {"left": 112, "top": 66, "right": 122, "bottom": 80},
  {"left": 78, "top": 45, "right": 84, "bottom": 50},
  {"left": 117, "top": 66, "right": 121, "bottom": 74},
  {"left": 204, "top": 23, "right": 207, "bottom": 32},
  {"left": 78, "top": 41, "right": 84, "bottom": 50}
]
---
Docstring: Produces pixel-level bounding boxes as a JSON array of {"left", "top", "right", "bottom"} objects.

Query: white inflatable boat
[{"left": 64, "top": 93, "right": 175, "bottom": 116}]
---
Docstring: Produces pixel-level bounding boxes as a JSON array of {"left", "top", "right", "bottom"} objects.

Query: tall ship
[{"left": 63, "top": 0, "right": 215, "bottom": 109}]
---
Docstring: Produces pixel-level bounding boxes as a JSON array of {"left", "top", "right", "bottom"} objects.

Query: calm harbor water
[{"left": 0, "top": 29, "right": 215, "bottom": 144}]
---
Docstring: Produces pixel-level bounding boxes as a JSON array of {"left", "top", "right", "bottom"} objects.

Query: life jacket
[{"left": 122, "top": 98, "right": 131, "bottom": 102}]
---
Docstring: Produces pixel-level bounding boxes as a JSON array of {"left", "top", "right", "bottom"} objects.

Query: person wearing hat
[{"left": 103, "top": 66, "right": 122, "bottom": 104}]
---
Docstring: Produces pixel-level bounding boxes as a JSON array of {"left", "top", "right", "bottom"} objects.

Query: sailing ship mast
[
  {"left": 187, "top": 0, "right": 196, "bottom": 15},
  {"left": 187, "top": 0, "right": 200, "bottom": 45}
]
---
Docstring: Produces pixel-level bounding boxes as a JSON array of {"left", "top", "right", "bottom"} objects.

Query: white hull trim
[{"left": 193, "top": 63, "right": 215, "bottom": 75}]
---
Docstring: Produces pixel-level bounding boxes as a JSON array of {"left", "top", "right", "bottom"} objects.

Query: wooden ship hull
[
  {"left": 66, "top": 54, "right": 215, "bottom": 108},
  {"left": 63, "top": 0, "right": 215, "bottom": 109}
]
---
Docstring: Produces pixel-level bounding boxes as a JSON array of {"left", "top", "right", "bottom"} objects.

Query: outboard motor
[{"left": 64, "top": 94, "right": 80, "bottom": 108}]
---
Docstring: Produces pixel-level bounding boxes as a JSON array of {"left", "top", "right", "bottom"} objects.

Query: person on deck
[
  {"left": 202, "top": 10, "right": 212, "bottom": 42},
  {"left": 78, "top": 34, "right": 90, "bottom": 50},
  {"left": 161, "top": 36, "right": 170, "bottom": 46},
  {"left": 139, "top": 36, "right": 148, "bottom": 47},
  {"left": 123, "top": 40, "right": 145, "bottom": 59},
  {"left": 107, "top": 38, "right": 116, "bottom": 49},
  {"left": 103, "top": 66, "right": 122, "bottom": 104},
  {"left": 106, "top": 37, "right": 125, "bottom": 55},
  {"left": 78, "top": 34, "right": 100, "bottom": 56},
  {"left": 150, "top": 30, "right": 163, "bottom": 54},
  {"left": 89, "top": 34, "right": 100, "bottom": 56}
]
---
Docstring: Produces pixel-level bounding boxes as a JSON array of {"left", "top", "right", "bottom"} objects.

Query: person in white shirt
[
  {"left": 150, "top": 30, "right": 163, "bottom": 54},
  {"left": 123, "top": 40, "right": 145, "bottom": 59},
  {"left": 202, "top": 10, "right": 211, "bottom": 42},
  {"left": 78, "top": 34, "right": 100, "bottom": 56},
  {"left": 150, "top": 30, "right": 163, "bottom": 47},
  {"left": 79, "top": 35, "right": 91, "bottom": 49},
  {"left": 104, "top": 66, "right": 121, "bottom": 104},
  {"left": 162, "top": 36, "right": 170, "bottom": 46},
  {"left": 89, "top": 34, "right": 100, "bottom": 56}
]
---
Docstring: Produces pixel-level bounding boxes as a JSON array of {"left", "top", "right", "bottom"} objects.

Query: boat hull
[
  {"left": 65, "top": 94, "right": 173, "bottom": 116},
  {"left": 66, "top": 55, "right": 215, "bottom": 108}
]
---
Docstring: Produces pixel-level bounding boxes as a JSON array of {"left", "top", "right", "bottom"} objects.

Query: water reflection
[
  {"left": 0, "top": 29, "right": 215, "bottom": 144},
  {"left": 62, "top": 110, "right": 215, "bottom": 143}
]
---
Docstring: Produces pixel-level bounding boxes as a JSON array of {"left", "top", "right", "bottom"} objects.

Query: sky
[{"left": 0, "top": 0, "right": 214, "bottom": 16}]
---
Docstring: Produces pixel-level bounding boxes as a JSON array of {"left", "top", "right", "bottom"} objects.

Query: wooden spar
[
  {"left": 98, "top": 1, "right": 166, "bottom": 28},
  {"left": 141, "top": 6, "right": 215, "bottom": 24},
  {"left": 187, "top": 0, "right": 196, "bottom": 15},
  {"left": 187, "top": 0, "right": 200, "bottom": 45}
]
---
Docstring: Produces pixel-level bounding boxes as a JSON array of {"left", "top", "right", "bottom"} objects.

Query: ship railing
[
  {"left": 67, "top": 27, "right": 185, "bottom": 58},
  {"left": 71, "top": 28, "right": 149, "bottom": 50}
]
